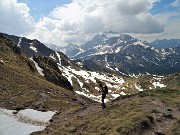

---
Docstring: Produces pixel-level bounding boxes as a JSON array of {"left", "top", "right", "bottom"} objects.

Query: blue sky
[
  {"left": 0, "top": 0, "right": 180, "bottom": 45},
  {"left": 151, "top": 0, "right": 179, "bottom": 14},
  {"left": 16, "top": 0, "right": 180, "bottom": 21},
  {"left": 17, "top": 0, "right": 72, "bottom": 21}
]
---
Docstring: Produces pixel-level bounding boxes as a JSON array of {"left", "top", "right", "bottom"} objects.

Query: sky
[{"left": 0, "top": 0, "right": 180, "bottom": 46}]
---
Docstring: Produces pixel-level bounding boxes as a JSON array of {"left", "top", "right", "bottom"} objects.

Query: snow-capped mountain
[
  {"left": 0, "top": 33, "right": 179, "bottom": 103},
  {"left": 83, "top": 44, "right": 180, "bottom": 75},
  {"left": 1, "top": 33, "right": 55, "bottom": 58},
  {"left": 72, "top": 31, "right": 150, "bottom": 60},
  {"left": 1, "top": 33, "right": 180, "bottom": 135},
  {"left": 31, "top": 50, "right": 172, "bottom": 103},
  {"left": 2, "top": 32, "right": 180, "bottom": 76},
  {"left": 45, "top": 43, "right": 66, "bottom": 52},
  {"left": 65, "top": 31, "right": 180, "bottom": 75},
  {"left": 150, "top": 39, "right": 180, "bottom": 48},
  {"left": 65, "top": 43, "right": 82, "bottom": 57},
  {"left": 46, "top": 42, "right": 82, "bottom": 58}
]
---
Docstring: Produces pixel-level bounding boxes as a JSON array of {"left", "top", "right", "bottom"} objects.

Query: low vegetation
[
  {"left": 33, "top": 88, "right": 180, "bottom": 135},
  {"left": 1, "top": 35, "right": 180, "bottom": 135},
  {"left": 0, "top": 35, "right": 84, "bottom": 112}
]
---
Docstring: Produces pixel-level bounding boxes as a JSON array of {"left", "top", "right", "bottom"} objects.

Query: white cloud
[
  {"left": 0, "top": 0, "right": 35, "bottom": 35},
  {"left": 28, "top": 0, "right": 165, "bottom": 45},
  {"left": 132, "top": 12, "right": 180, "bottom": 41},
  {"left": 171, "top": 0, "right": 180, "bottom": 7},
  {"left": 1, "top": 0, "right": 178, "bottom": 46}
]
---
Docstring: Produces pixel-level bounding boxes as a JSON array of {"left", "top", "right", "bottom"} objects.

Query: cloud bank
[
  {"left": 171, "top": 0, "right": 180, "bottom": 7},
  {"left": 0, "top": 0, "right": 179, "bottom": 45},
  {"left": 29, "top": 0, "right": 164, "bottom": 45},
  {"left": 0, "top": 0, "right": 35, "bottom": 35}
]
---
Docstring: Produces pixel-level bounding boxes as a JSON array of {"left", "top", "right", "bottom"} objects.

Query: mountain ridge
[
  {"left": 150, "top": 39, "right": 180, "bottom": 48},
  {"left": 64, "top": 31, "right": 180, "bottom": 76},
  {"left": 1, "top": 32, "right": 180, "bottom": 135},
  {"left": 1, "top": 33, "right": 55, "bottom": 58}
]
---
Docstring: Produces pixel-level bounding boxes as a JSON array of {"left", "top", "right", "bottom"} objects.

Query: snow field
[{"left": 0, "top": 108, "right": 55, "bottom": 135}]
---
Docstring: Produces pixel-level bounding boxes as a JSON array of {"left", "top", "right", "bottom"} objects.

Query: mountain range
[
  {"left": 1, "top": 31, "right": 180, "bottom": 100},
  {"left": 0, "top": 32, "right": 180, "bottom": 135},
  {"left": 1, "top": 32, "right": 180, "bottom": 76},
  {"left": 65, "top": 31, "right": 180, "bottom": 76},
  {"left": 150, "top": 39, "right": 180, "bottom": 48}
]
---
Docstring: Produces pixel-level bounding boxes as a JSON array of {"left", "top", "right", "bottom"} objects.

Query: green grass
[
  {"left": 1, "top": 35, "right": 180, "bottom": 135},
  {"left": 0, "top": 37, "right": 82, "bottom": 111},
  {"left": 137, "top": 89, "right": 180, "bottom": 107},
  {"left": 35, "top": 88, "right": 180, "bottom": 135},
  {"left": 169, "top": 118, "right": 180, "bottom": 135},
  {"left": 0, "top": 63, "right": 81, "bottom": 111},
  {"left": 37, "top": 96, "right": 150, "bottom": 135}
]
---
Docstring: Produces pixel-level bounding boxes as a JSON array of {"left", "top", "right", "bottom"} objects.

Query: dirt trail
[
  {"left": 50, "top": 103, "right": 102, "bottom": 125},
  {"left": 131, "top": 97, "right": 180, "bottom": 135},
  {"left": 143, "top": 106, "right": 180, "bottom": 135}
]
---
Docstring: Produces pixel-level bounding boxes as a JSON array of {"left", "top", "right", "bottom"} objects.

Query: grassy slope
[
  {"left": 0, "top": 35, "right": 84, "bottom": 112},
  {"left": 1, "top": 35, "right": 180, "bottom": 135},
  {"left": 34, "top": 88, "right": 180, "bottom": 135}
]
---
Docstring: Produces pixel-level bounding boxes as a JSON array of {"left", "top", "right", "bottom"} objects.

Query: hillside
[
  {"left": 1, "top": 33, "right": 179, "bottom": 103},
  {"left": 0, "top": 34, "right": 180, "bottom": 135},
  {"left": 2, "top": 32, "right": 180, "bottom": 77},
  {"left": 32, "top": 87, "right": 180, "bottom": 135},
  {"left": 1, "top": 33, "right": 55, "bottom": 58},
  {"left": 0, "top": 34, "right": 92, "bottom": 112},
  {"left": 30, "top": 71, "right": 180, "bottom": 135}
]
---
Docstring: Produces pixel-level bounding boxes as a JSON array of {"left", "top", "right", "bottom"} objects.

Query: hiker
[{"left": 99, "top": 83, "right": 108, "bottom": 109}]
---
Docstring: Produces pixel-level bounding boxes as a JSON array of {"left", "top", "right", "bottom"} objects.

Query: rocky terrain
[{"left": 0, "top": 33, "right": 180, "bottom": 135}]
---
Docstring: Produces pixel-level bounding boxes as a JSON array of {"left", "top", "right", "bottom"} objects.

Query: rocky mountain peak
[
  {"left": 1, "top": 32, "right": 55, "bottom": 58},
  {"left": 72, "top": 32, "right": 149, "bottom": 60}
]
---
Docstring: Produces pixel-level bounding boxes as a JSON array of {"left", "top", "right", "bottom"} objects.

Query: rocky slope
[
  {"left": 1, "top": 33, "right": 180, "bottom": 135},
  {"left": 32, "top": 88, "right": 180, "bottom": 135},
  {"left": 1, "top": 33, "right": 179, "bottom": 102},
  {"left": 3, "top": 32, "right": 180, "bottom": 76},
  {"left": 1, "top": 33, "right": 55, "bottom": 58},
  {"left": 66, "top": 31, "right": 180, "bottom": 76},
  {"left": 0, "top": 34, "right": 90, "bottom": 111}
]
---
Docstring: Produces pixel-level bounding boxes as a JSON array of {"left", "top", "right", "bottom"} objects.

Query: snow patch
[
  {"left": 17, "top": 37, "right": 22, "bottom": 47},
  {"left": 49, "top": 54, "right": 56, "bottom": 60},
  {"left": 105, "top": 55, "right": 114, "bottom": 71},
  {"left": 0, "top": 59, "right": 4, "bottom": 64},
  {"left": 115, "top": 68, "right": 119, "bottom": 71},
  {"left": 115, "top": 47, "right": 122, "bottom": 53},
  {"left": 120, "top": 91, "right": 126, "bottom": 95},
  {"left": 76, "top": 62, "right": 83, "bottom": 67},
  {"left": 30, "top": 45, "right": 37, "bottom": 53},
  {"left": 56, "top": 52, "right": 61, "bottom": 65},
  {"left": 0, "top": 108, "right": 55, "bottom": 135},
  {"left": 75, "top": 91, "right": 109, "bottom": 103},
  {"left": 135, "top": 83, "right": 143, "bottom": 91},
  {"left": 30, "top": 58, "right": 44, "bottom": 76},
  {"left": 152, "top": 82, "right": 166, "bottom": 88},
  {"left": 111, "top": 94, "right": 120, "bottom": 98},
  {"left": 126, "top": 56, "right": 131, "bottom": 60},
  {"left": 151, "top": 76, "right": 166, "bottom": 88},
  {"left": 134, "top": 41, "right": 148, "bottom": 48}
]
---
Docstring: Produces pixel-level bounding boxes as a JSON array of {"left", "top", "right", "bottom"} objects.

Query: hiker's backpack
[{"left": 104, "top": 86, "right": 108, "bottom": 94}]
